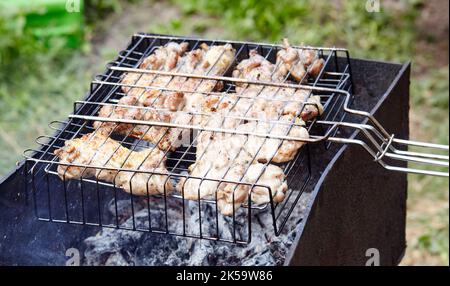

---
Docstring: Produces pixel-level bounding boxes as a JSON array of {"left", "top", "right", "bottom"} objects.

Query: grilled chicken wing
[
  {"left": 121, "top": 42, "right": 189, "bottom": 94},
  {"left": 94, "top": 43, "right": 236, "bottom": 151},
  {"left": 178, "top": 138, "right": 289, "bottom": 216},
  {"left": 54, "top": 132, "right": 173, "bottom": 195},
  {"left": 202, "top": 87, "right": 323, "bottom": 122},
  {"left": 94, "top": 42, "right": 189, "bottom": 137},
  {"left": 177, "top": 113, "right": 294, "bottom": 215},
  {"left": 245, "top": 88, "right": 324, "bottom": 121},
  {"left": 217, "top": 163, "right": 289, "bottom": 215},
  {"left": 277, "top": 38, "right": 325, "bottom": 80},
  {"left": 244, "top": 163, "right": 288, "bottom": 205},
  {"left": 142, "top": 43, "right": 235, "bottom": 150},
  {"left": 236, "top": 115, "right": 309, "bottom": 163},
  {"left": 227, "top": 48, "right": 323, "bottom": 121},
  {"left": 177, "top": 114, "right": 250, "bottom": 202},
  {"left": 232, "top": 49, "right": 286, "bottom": 93}
]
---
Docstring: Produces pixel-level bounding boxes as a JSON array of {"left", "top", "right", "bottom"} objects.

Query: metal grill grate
[{"left": 23, "top": 33, "right": 446, "bottom": 244}]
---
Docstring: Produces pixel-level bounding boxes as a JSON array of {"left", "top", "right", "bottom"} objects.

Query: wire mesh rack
[{"left": 23, "top": 33, "right": 447, "bottom": 244}]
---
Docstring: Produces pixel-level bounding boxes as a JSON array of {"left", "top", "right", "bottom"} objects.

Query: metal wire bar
[
  {"left": 85, "top": 66, "right": 448, "bottom": 177},
  {"left": 134, "top": 33, "right": 348, "bottom": 52},
  {"left": 25, "top": 34, "right": 446, "bottom": 246}
]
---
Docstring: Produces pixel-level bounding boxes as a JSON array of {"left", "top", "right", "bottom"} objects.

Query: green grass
[
  {"left": 407, "top": 66, "right": 449, "bottom": 265},
  {"left": 0, "top": 0, "right": 448, "bottom": 265},
  {"left": 0, "top": 4, "right": 90, "bottom": 173},
  {"left": 0, "top": 55, "right": 91, "bottom": 172},
  {"left": 167, "top": 0, "right": 419, "bottom": 61},
  {"left": 417, "top": 209, "right": 449, "bottom": 263}
]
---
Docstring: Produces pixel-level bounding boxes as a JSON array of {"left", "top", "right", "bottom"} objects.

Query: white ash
[{"left": 82, "top": 188, "right": 312, "bottom": 266}]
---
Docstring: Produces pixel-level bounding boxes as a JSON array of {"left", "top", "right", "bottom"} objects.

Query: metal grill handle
[
  {"left": 326, "top": 125, "right": 449, "bottom": 177},
  {"left": 331, "top": 93, "right": 449, "bottom": 177},
  {"left": 107, "top": 66, "right": 449, "bottom": 177}
]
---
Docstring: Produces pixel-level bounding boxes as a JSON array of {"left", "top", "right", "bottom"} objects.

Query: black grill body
[
  {"left": 286, "top": 59, "right": 409, "bottom": 265},
  {"left": 0, "top": 56, "right": 409, "bottom": 265}
]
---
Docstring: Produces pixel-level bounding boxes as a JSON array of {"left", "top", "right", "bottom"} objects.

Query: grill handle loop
[{"left": 340, "top": 94, "right": 449, "bottom": 177}]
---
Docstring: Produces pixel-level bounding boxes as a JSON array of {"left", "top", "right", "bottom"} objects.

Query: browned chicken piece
[
  {"left": 193, "top": 113, "right": 244, "bottom": 157},
  {"left": 178, "top": 140, "right": 289, "bottom": 215},
  {"left": 128, "top": 43, "right": 235, "bottom": 110},
  {"left": 215, "top": 163, "right": 251, "bottom": 216},
  {"left": 244, "top": 163, "right": 288, "bottom": 205},
  {"left": 177, "top": 136, "right": 252, "bottom": 216},
  {"left": 128, "top": 46, "right": 203, "bottom": 106},
  {"left": 217, "top": 163, "right": 288, "bottom": 215},
  {"left": 94, "top": 43, "right": 236, "bottom": 151},
  {"left": 277, "top": 38, "right": 325, "bottom": 80},
  {"left": 231, "top": 38, "right": 325, "bottom": 92},
  {"left": 226, "top": 45, "right": 324, "bottom": 121},
  {"left": 94, "top": 96, "right": 143, "bottom": 135},
  {"left": 137, "top": 43, "right": 235, "bottom": 151},
  {"left": 179, "top": 41, "right": 325, "bottom": 215},
  {"left": 232, "top": 49, "right": 286, "bottom": 93},
  {"left": 201, "top": 87, "right": 323, "bottom": 122},
  {"left": 94, "top": 42, "right": 189, "bottom": 136},
  {"left": 177, "top": 114, "right": 250, "bottom": 202},
  {"left": 244, "top": 88, "right": 323, "bottom": 121},
  {"left": 198, "top": 94, "right": 312, "bottom": 162},
  {"left": 140, "top": 111, "right": 193, "bottom": 151},
  {"left": 54, "top": 132, "right": 173, "bottom": 196},
  {"left": 182, "top": 43, "right": 235, "bottom": 112},
  {"left": 236, "top": 115, "right": 309, "bottom": 163},
  {"left": 195, "top": 112, "right": 308, "bottom": 164},
  {"left": 121, "top": 42, "right": 189, "bottom": 93},
  {"left": 177, "top": 114, "right": 292, "bottom": 215},
  {"left": 128, "top": 43, "right": 234, "bottom": 111}
]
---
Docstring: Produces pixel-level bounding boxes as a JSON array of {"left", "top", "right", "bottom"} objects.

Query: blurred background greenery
[{"left": 0, "top": 0, "right": 448, "bottom": 265}]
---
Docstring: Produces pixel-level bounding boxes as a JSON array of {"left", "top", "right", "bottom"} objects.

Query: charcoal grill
[{"left": 0, "top": 33, "right": 448, "bottom": 265}]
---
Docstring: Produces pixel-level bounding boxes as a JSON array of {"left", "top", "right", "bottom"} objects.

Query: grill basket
[{"left": 23, "top": 33, "right": 448, "bottom": 244}]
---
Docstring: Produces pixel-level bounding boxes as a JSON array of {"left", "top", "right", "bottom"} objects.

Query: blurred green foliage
[
  {"left": 0, "top": 0, "right": 138, "bottom": 172},
  {"left": 85, "top": 0, "right": 123, "bottom": 22},
  {"left": 417, "top": 209, "right": 449, "bottom": 263},
  {"left": 172, "top": 0, "right": 419, "bottom": 61},
  {"left": 0, "top": 5, "right": 59, "bottom": 86}
]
